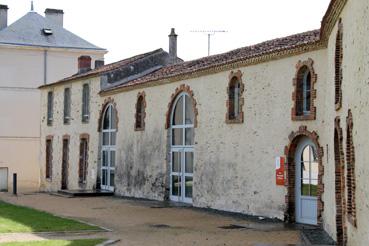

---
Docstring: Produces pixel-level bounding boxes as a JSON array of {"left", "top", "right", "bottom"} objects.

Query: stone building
[
  {"left": 0, "top": 5, "right": 106, "bottom": 192},
  {"left": 39, "top": 0, "right": 369, "bottom": 245}
]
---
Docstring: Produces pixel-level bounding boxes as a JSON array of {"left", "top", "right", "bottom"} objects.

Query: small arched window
[
  {"left": 226, "top": 70, "right": 244, "bottom": 124},
  {"left": 296, "top": 66, "right": 311, "bottom": 115},
  {"left": 135, "top": 92, "right": 146, "bottom": 131},
  {"left": 292, "top": 59, "right": 317, "bottom": 121}
]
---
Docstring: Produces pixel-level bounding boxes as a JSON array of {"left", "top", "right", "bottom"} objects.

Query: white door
[
  {"left": 101, "top": 105, "right": 116, "bottom": 191},
  {"left": 295, "top": 138, "right": 318, "bottom": 225},
  {"left": 170, "top": 93, "right": 194, "bottom": 204},
  {"left": 0, "top": 168, "right": 8, "bottom": 191}
]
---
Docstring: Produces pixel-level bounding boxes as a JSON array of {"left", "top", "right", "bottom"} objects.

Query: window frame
[
  {"left": 45, "top": 136, "right": 53, "bottom": 180},
  {"left": 225, "top": 70, "right": 244, "bottom": 124},
  {"left": 291, "top": 59, "right": 317, "bottom": 121},
  {"left": 82, "top": 83, "right": 90, "bottom": 123},
  {"left": 134, "top": 91, "right": 146, "bottom": 131},
  {"left": 79, "top": 134, "right": 89, "bottom": 185},
  {"left": 63, "top": 87, "right": 72, "bottom": 124},
  {"left": 47, "top": 91, "right": 54, "bottom": 126}
]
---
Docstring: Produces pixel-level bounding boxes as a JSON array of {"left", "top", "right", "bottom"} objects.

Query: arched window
[
  {"left": 296, "top": 66, "right": 311, "bottom": 115},
  {"left": 101, "top": 104, "right": 117, "bottom": 191},
  {"left": 335, "top": 19, "right": 343, "bottom": 110},
  {"left": 292, "top": 59, "right": 317, "bottom": 121},
  {"left": 135, "top": 92, "right": 146, "bottom": 131},
  {"left": 226, "top": 70, "right": 244, "bottom": 123},
  {"left": 346, "top": 110, "right": 356, "bottom": 227},
  {"left": 170, "top": 92, "right": 194, "bottom": 204}
]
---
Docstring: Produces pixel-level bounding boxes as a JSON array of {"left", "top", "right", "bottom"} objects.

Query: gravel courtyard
[{"left": 0, "top": 192, "right": 302, "bottom": 246}]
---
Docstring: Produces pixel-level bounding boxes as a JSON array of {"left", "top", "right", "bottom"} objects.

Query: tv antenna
[{"left": 191, "top": 30, "right": 227, "bottom": 56}]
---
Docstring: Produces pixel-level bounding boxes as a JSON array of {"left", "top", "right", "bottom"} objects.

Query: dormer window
[{"left": 42, "top": 28, "right": 53, "bottom": 36}]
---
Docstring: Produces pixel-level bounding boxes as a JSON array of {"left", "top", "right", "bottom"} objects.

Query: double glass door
[
  {"left": 101, "top": 148, "right": 115, "bottom": 191},
  {"left": 170, "top": 148, "right": 193, "bottom": 203}
]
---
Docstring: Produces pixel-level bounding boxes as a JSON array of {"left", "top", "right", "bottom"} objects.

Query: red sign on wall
[{"left": 275, "top": 157, "right": 285, "bottom": 186}]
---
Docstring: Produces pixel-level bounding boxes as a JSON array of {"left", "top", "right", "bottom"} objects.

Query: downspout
[{"left": 43, "top": 50, "right": 48, "bottom": 84}]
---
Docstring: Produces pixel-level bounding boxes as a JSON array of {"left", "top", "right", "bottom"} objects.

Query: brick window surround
[
  {"left": 334, "top": 117, "right": 347, "bottom": 245},
  {"left": 335, "top": 19, "right": 343, "bottom": 110},
  {"left": 134, "top": 91, "right": 146, "bottom": 131},
  {"left": 346, "top": 109, "right": 357, "bottom": 227},
  {"left": 79, "top": 133, "right": 89, "bottom": 185},
  {"left": 226, "top": 70, "right": 245, "bottom": 124},
  {"left": 45, "top": 135, "right": 53, "bottom": 180},
  {"left": 165, "top": 84, "right": 198, "bottom": 129},
  {"left": 97, "top": 97, "right": 119, "bottom": 132},
  {"left": 284, "top": 126, "right": 324, "bottom": 225},
  {"left": 291, "top": 58, "right": 317, "bottom": 121}
]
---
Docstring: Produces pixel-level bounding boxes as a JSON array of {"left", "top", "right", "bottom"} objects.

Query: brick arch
[
  {"left": 165, "top": 84, "right": 198, "bottom": 129},
  {"left": 97, "top": 97, "right": 119, "bottom": 132},
  {"left": 284, "top": 126, "right": 324, "bottom": 225},
  {"left": 291, "top": 58, "right": 317, "bottom": 121}
]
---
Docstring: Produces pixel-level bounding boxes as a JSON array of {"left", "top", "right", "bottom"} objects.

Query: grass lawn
[
  {"left": 0, "top": 201, "right": 100, "bottom": 233},
  {"left": 0, "top": 239, "right": 105, "bottom": 246}
]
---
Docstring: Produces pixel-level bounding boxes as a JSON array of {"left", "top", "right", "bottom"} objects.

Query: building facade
[
  {"left": 0, "top": 5, "right": 106, "bottom": 192},
  {"left": 39, "top": 0, "right": 369, "bottom": 245}
]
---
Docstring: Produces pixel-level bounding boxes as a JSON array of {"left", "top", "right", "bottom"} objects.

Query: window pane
[
  {"left": 64, "top": 88, "right": 71, "bottom": 123},
  {"left": 172, "top": 152, "right": 181, "bottom": 172},
  {"left": 173, "top": 96, "right": 183, "bottom": 125},
  {"left": 103, "top": 132, "right": 109, "bottom": 145},
  {"left": 102, "top": 151, "right": 108, "bottom": 167},
  {"left": 185, "top": 152, "right": 193, "bottom": 173},
  {"left": 171, "top": 175, "right": 181, "bottom": 196},
  {"left": 185, "top": 128, "right": 194, "bottom": 145},
  {"left": 301, "top": 162, "right": 310, "bottom": 180},
  {"left": 228, "top": 84, "right": 236, "bottom": 119},
  {"left": 185, "top": 176, "right": 193, "bottom": 198},
  {"left": 82, "top": 84, "right": 90, "bottom": 121},
  {"left": 310, "top": 179, "right": 318, "bottom": 196},
  {"left": 172, "top": 128, "right": 183, "bottom": 145},
  {"left": 110, "top": 132, "right": 116, "bottom": 146},
  {"left": 103, "top": 107, "right": 110, "bottom": 130},
  {"left": 301, "top": 146, "right": 310, "bottom": 162},
  {"left": 111, "top": 107, "right": 117, "bottom": 130},
  {"left": 47, "top": 92, "right": 53, "bottom": 124},
  {"left": 110, "top": 151, "right": 115, "bottom": 167},
  {"left": 311, "top": 161, "right": 319, "bottom": 180},
  {"left": 185, "top": 95, "right": 194, "bottom": 124},
  {"left": 110, "top": 170, "right": 115, "bottom": 187},
  {"left": 102, "top": 169, "right": 107, "bottom": 186},
  {"left": 301, "top": 179, "right": 310, "bottom": 196}
]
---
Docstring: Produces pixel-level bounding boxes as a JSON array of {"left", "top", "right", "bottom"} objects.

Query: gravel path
[{"left": 0, "top": 192, "right": 301, "bottom": 246}]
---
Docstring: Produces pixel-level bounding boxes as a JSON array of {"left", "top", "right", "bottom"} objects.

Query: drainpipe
[{"left": 43, "top": 50, "right": 48, "bottom": 84}]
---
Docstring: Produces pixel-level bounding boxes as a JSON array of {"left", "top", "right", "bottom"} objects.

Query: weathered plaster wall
[
  {"left": 326, "top": 0, "right": 369, "bottom": 244},
  {"left": 104, "top": 48, "right": 328, "bottom": 220},
  {"left": 0, "top": 45, "right": 105, "bottom": 192},
  {"left": 39, "top": 77, "right": 101, "bottom": 192}
]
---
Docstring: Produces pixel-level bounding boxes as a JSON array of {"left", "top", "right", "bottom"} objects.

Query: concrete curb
[{"left": 98, "top": 239, "right": 121, "bottom": 246}]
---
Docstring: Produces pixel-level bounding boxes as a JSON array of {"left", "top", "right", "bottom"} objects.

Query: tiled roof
[
  {"left": 0, "top": 11, "right": 105, "bottom": 51},
  {"left": 102, "top": 29, "right": 320, "bottom": 93},
  {"left": 39, "top": 48, "right": 165, "bottom": 88}
]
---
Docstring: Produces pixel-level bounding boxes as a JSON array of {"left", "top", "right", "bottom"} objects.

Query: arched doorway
[
  {"left": 285, "top": 126, "right": 323, "bottom": 226},
  {"left": 295, "top": 138, "right": 318, "bottom": 225},
  {"left": 169, "top": 92, "right": 194, "bottom": 204},
  {"left": 101, "top": 104, "right": 117, "bottom": 191}
]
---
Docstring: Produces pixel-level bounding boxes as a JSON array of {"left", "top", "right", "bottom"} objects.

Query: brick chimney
[
  {"left": 78, "top": 56, "right": 92, "bottom": 74},
  {"left": 168, "top": 28, "right": 178, "bottom": 64},
  {"left": 0, "top": 5, "right": 8, "bottom": 31},
  {"left": 45, "top": 8, "right": 64, "bottom": 27}
]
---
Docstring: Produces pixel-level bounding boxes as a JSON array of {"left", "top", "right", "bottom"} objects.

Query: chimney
[
  {"left": 95, "top": 60, "right": 105, "bottom": 69},
  {"left": 45, "top": 8, "right": 64, "bottom": 27},
  {"left": 0, "top": 5, "right": 8, "bottom": 31},
  {"left": 168, "top": 28, "right": 178, "bottom": 64},
  {"left": 78, "top": 56, "right": 92, "bottom": 74}
]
